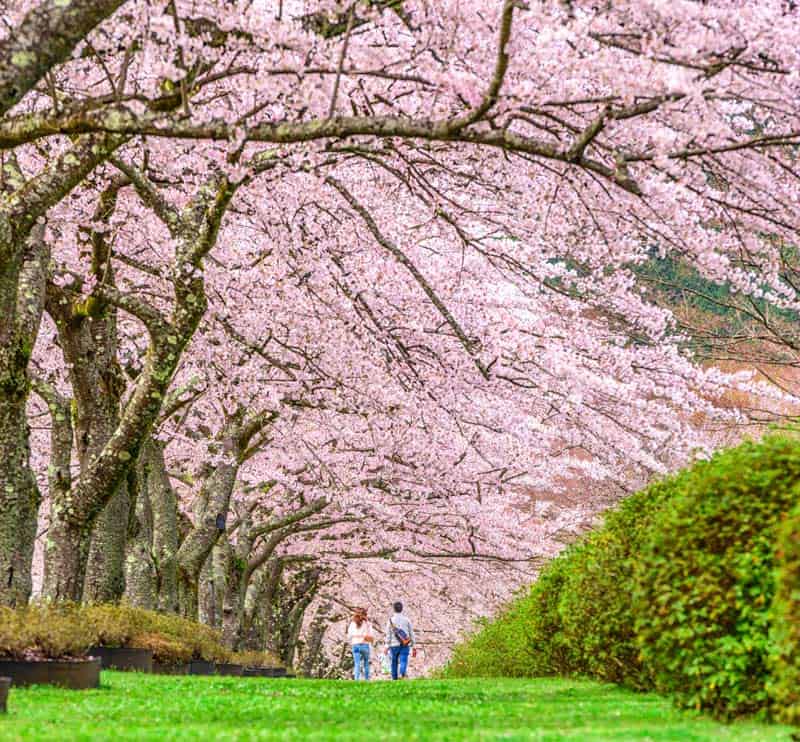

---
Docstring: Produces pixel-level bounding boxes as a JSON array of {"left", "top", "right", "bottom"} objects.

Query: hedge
[
  {"left": 0, "top": 603, "right": 280, "bottom": 668},
  {"left": 444, "top": 433, "right": 800, "bottom": 725},
  {"left": 633, "top": 435, "right": 800, "bottom": 719},
  {"left": 557, "top": 471, "right": 693, "bottom": 689},
  {"left": 0, "top": 603, "right": 93, "bottom": 661},
  {"left": 768, "top": 502, "right": 800, "bottom": 724},
  {"left": 444, "top": 544, "right": 586, "bottom": 678}
]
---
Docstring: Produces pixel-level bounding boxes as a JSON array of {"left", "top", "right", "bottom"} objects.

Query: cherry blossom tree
[{"left": 2, "top": 0, "right": 799, "bottom": 625}]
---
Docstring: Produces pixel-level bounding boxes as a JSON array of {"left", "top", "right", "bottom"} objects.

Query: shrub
[
  {"left": 633, "top": 434, "right": 800, "bottom": 719},
  {"left": 444, "top": 592, "right": 538, "bottom": 678},
  {"left": 230, "top": 649, "right": 282, "bottom": 668},
  {"left": 444, "top": 544, "right": 585, "bottom": 678},
  {"left": 141, "top": 612, "right": 230, "bottom": 663},
  {"left": 130, "top": 632, "right": 193, "bottom": 664},
  {"left": 768, "top": 503, "right": 800, "bottom": 724},
  {"left": 82, "top": 604, "right": 148, "bottom": 648},
  {"left": 557, "top": 472, "right": 692, "bottom": 690},
  {"left": 0, "top": 603, "right": 93, "bottom": 660},
  {"left": 80, "top": 605, "right": 231, "bottom": 663}
]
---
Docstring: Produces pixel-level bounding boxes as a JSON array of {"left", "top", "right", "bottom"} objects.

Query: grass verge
[{"left": 0, "top": 673, "right": 794, "bottom": 741}]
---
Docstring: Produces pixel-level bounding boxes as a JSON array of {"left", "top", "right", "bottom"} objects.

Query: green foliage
[
  {"left": 130, "top": 632, "right": 192, "bottom": 664},
  {"left": 230, "top": 649, "right": 282, "bottom": 668},
  {"left": 83, "top": 603, "right": 149, "bottom": 648},
  {"left": 558, "top": 472, "right": 693, "bottom": 689},
  {"left": 633, "top": 434, "right": 800, "bottom": 719},
  {"left": 0, "top": 603, "right": 93, "bottom": 660},
  {"left": 445, "top": 433, "right": 800, "bottom": 725},
  {"left": 443, "top": 592, "right": 538, "bottom": 678},
  {"left": 134, "top": 610, "right": 230, "bottom": 663},
  {"left": 0, "top": 603, "right": 246, "bottom": 666},
  {"left": 3, "top": 674, "right": 792, "bottom": 741},
  {"left": 444, "top": 545, "right": 586, "bottom": 678},
  {"left": 768, "top": 503, "right": 800, "bottom": 724}
]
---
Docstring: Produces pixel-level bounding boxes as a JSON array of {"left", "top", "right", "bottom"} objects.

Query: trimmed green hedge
[
  {"left": 445, "top": 543, "right": 586, "bottom": 678},
  {"left": 445, "top": 433, "right": 800, "bottom": 724},
  {"left": 633, "top": 436, "right": 800, "bottom": 718},
  {"left": 558, "top": 472, "right": 693, "bottom": 689},
  {"left": 768, "top": 503, "right": 800, "bottom": 724}
]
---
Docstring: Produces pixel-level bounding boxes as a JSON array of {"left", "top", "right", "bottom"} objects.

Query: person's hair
[
  {"left": 353, "top": 608, "right": 366, "bottom": 627},
  {"left": 393, "top": 601, "right": 403, "bottom": 613}
]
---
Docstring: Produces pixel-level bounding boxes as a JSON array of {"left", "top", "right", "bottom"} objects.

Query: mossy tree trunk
[
  {"left": 123, "top": 455, "right": 156, "bottom": 610},
  {"left": 0, "top": 223, "right": 46, "bottom": 605},
  {"left": 147, "top": 439, "right": 179, "bottom": 612},
  {"left": 45, "top": 179, "right": 131, "bottom": 603},
  {"left": 39, "top": 168, "right": 233, "bottom": 602},
  {"left": 176, "top": 409, "right": 277, "bottom": 621}
]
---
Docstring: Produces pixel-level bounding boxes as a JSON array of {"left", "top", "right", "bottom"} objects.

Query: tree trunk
[
  {"left": 42, "top": 513, "right": 90, "bottom": 602},
  {"left": 176, "top": 458, "right": 238, "bottom": 619},
  {"left": 84, "top": 481, "right": 131, "bottom": 602},
  {"left": 123, "top": 460, "right": 156, "bottom": 610},
  {"left": 177, "top": 568, "right": 199, "bottom": 621},
  {"left": 147, "top": 440, "right": 179, "bottom": 613},
  {"left": 0, "top": 226, "right": 46, "bottom": 605},
  {"left": 0, "top": 393, "right": 39, "bottom": 605}
]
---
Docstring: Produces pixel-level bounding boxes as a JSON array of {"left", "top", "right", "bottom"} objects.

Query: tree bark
[
  {"left": 0, "top": 226, "right": 46, "bottom": 605},
  {"left": 147, "top": 440, "right": 179, "bottom": 612},
  {"left": 123, "top": 459, "right": 156, "bottom": 609},
  {"left": 45, "top": 200, "right": 131, "bottom": 602},
  {"left": 0, "top": 0, "right": 127, "bottom": 116}
]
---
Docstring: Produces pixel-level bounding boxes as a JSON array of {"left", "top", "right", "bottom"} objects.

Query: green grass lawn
[{"left": 0, "top": 672, "right": 794, "bottom": 741}]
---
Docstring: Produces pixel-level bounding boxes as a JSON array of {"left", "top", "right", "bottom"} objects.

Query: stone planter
[
  {"left": 0, "top": 657, "right": 101, "bottom": 689},
  {"left": 89, "top": 646, "right": 153, "bottom": 673},
  {"left": 216, "top": 663, "right": 243, "bottom": 676},
  {"left": 189, "top": 660, "right": 216, "bottom": 676},
  {"left": 151, "top": 662, "right": 189, "bottom": 675},
  {"left": 0, "top": 677, "right": 10, "bottom": 712}
]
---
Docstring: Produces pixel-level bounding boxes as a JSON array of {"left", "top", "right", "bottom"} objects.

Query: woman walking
[{"left": 347, "top": 608, "right": 374, "bottom": 681}]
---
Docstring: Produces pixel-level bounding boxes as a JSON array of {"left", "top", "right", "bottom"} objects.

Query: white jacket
[{"left": 347, "top": 620, "right": 374, "bottom": 645}]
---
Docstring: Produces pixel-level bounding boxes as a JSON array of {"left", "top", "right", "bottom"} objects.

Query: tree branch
[{"left": 0, "top": 0, "right": 127, "bottom": 116}]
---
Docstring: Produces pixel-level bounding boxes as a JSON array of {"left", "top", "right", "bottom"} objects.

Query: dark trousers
[{"left": 390, "top": 645, "right": 410, "bottom": 679}]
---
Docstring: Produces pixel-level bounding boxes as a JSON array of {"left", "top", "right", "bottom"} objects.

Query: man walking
[{"left": 385, "top": 601, "right": 415, "bottom": 680}]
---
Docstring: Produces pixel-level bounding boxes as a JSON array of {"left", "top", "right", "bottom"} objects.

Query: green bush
[
  {"left": 81, "top": 604, "right": 231, "bottom": 663},
  {"left": 230, "top": 649, "right": 282, "bottom": 668},
  {"left": 768, "top": 503, "right": 800, "bottom": 724},
  {"left": 0, "top": 603, "right": 93, "bottom": 660},
  {"left": 141, "top": 611, "right": 230, "bottom": 663},
  {"left": 444, "top": 592, "right": 537, "bottom": 678},
  {"left": 83, "top": 603, "right": 148, "bottom": 648},
  {"left": 131, "top": 632, "right": 193, "bottom": 664},
  {"left": 557, "top": 472, "right": 692, "bottom": 690},
  {"left": 444, "top": 544, "right": 585, "bottom": 678},
  {"left": 633, "top": 434, "right": 800, "bottom": 719}
]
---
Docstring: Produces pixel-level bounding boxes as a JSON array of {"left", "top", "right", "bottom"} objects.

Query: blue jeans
[
  {"left": 390, "top": 645, "right": 410, "bottom": 680},
  {"left": 352, "top": 643, "right": 370, "bottom": 680}
]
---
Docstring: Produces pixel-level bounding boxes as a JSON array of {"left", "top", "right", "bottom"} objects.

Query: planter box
[
  {"left": 242, "top": 667, "right": 268, "bottom": 677},
  {"left": 216, "top": 663, "right": 243, "bottom": 676},
  {"left": 243, "top": 667, "right": 286, "bottom": 678},
  {"left": 0, "top": 658, "right": 101, "bottom": 689},
  {"left": 89, "top": 646, "right": 153, "bottom": 673},
  {"left": 189, "top": 660, "right": 216, "bottom": 676},
  {"left": 151, "top": 662, "right": 189, "bottom": 675},
  {"left": 0, "top": 677, "right": 9, "bottom": 712}
]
